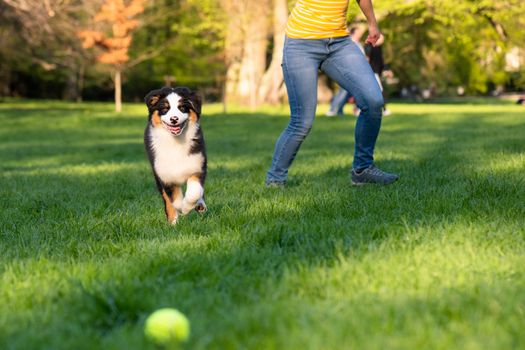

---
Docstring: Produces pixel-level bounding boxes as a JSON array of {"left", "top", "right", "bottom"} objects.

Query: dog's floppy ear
[
  {"left": 188, "top": 91, "right": 202, "bottom": 116},
  {"left": 173, "top": 87, "right": 202, "bottom": 116},
  {"left": 144, "top": 87, "right": 172, "bottom": 112}
]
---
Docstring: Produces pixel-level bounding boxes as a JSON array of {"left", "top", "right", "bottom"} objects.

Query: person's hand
[
  {"left": 365, "top": 25, "right": 383, "bottom": 47},
  {"left": 383, "top": 70, "right": 394, "bottom": 79}
]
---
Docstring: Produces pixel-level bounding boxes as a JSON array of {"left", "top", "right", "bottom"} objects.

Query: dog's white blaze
[
  {"left": 149, "top": 121, "right": 204, "bottom": 185},
  {"left": 160, "top": 93, "right": 189, "bottom": 125}
]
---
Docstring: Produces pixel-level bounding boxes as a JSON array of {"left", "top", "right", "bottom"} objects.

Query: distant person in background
[
  {"left": 364, "top": 39, "right": 393, "bottom": 116},
  {"left": 326, "top": 26, "right": 365, "bottom": 117}
]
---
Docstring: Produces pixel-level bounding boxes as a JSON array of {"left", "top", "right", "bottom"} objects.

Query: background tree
[
  {"left": 257, "top": 0, "right": 289, "bottom": 105},
  {"left": 0, "top": 0, "right": 102, "bottom": 100},
  {"left": 374, "top": 0, "right": 525, "bottom": 95},
  {"left": 221, "top": 0, "right": 271, "bottom": 109},
  {"left": 78, "top": 0, "right": 146, "bottom": 112},
  {"left": 125, "top": 0, "right": 225, "bottom": 101},
  {"left": 1, "top": 0, "right": 524, "bottom": 102}
]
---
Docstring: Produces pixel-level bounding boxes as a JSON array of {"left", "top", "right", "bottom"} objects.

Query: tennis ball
[{"left": 144, "top": 308, "right": 190, "bottom": 345}]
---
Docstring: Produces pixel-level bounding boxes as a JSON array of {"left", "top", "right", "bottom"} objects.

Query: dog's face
[{"left": 145, "top": 87, "right": 202, "bottom": 136}]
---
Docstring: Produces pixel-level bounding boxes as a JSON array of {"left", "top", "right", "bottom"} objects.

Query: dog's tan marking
[
  {"left": 151, "top": 110, "right": 162, "bottom": 127},
  {"left": 161, "top": 189, "right": 177, "bottom": 224},
  {"left": 170, "top": 186, "right": 183, "bottom": 212},
  {"left": 189, "top": 110, "right": 198, "bottom": 123},
  {"left": 188, "top": 174, "right": 202, "bottom": 183},
  {"left": 149, "top": 95, "right": 160, "bottom": 107},
  {"left": 170, "top": 186, "right": 183, "bottom": 201}
]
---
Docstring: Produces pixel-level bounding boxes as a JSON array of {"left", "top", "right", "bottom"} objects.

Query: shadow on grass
[{"left": 1, "top": 104, "right": 525, "bottom": 349}]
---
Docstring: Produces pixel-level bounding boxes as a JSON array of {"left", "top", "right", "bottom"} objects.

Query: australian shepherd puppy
[{"left": 144, "top": 86, "right": 207, "bottom": 224}]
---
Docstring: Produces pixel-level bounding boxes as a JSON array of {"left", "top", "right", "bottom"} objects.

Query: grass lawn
[{"left": 1, "top": 99, "right": 524, "bottom": 350}]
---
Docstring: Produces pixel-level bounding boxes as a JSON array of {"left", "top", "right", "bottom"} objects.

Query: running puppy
[{"left": 144, "top": 86, "right": 207, "bottom": 224}]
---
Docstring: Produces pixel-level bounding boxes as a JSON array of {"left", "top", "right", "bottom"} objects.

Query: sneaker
[
  {"left": 383, "top": 108, "right": 392, "bottom": 116},
  {"left": 351, "top": 165, "right": 399, "bottom": 186},
  {"left": 265, "top": 181, "right": 286, "bottom": 188},
  {"left": 326, "top": 110, "right": 337, "bottom": 117}
]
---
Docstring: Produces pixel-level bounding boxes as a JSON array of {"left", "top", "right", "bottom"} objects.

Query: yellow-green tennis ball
[{"left": 144, "top": 308, "right": 190, "bottom": 344}]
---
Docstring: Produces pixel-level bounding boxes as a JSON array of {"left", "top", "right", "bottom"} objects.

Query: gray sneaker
[
  {"left": 351, "top": 165, "right": 399, "bottom": 186},
  {"left": 265, "top": 181, "right": 286, "bottom": 188}
]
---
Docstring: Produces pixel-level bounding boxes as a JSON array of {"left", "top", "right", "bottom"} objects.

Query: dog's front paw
[{"left": 195, "top": 199, "right": 207, "bottom": 214}]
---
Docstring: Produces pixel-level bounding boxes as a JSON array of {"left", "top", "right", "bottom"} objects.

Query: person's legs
[
  {"left": 321, "top": 37, "right": 384, "bottom": 171},
  {"left": 327, "top": 87, "right": 351, "bottom": 116},
  {"left": 266, "top": 37, "right": 325, "bottom": 185}
]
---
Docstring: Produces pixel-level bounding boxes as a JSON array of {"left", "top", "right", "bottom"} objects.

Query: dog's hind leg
[
  {"left": 181, "top": 175, "right": 204, "bottom": 215},
  {"left": 161, "top": 187, "right": 178, "bottom": 224},
  {"left": 171, "top": 186, "right": 183, "bottom": 215}
]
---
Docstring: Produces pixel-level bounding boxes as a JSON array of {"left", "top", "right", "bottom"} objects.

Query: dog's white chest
[{"left": 150, "top": 126, "right": 204, "bottom": 185}]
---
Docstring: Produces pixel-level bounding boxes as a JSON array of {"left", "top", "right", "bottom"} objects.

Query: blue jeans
[
  {"left": 329, "top": 88, "right": 352, "bottom": 115},
  {"left": 266, "top": 36, "right": 384, "bottom": 184}
]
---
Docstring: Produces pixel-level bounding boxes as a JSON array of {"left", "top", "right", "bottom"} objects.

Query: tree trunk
[
  {"left": 258, "top": 0, "right": 288, "bottom": 105},
  {"left": 76, "top": 63, "right": 85, "bottom": 103},
  {"left": 114, "top": 68, "right": 122, "bottom": 113},
  {"left": 238, "top": 35, "right": 267, "bottom": 109},
  {"left": 223, "top": 0, "right": 270, "bottom": 108},
  {"left": 63, "top": 61, "right": 84, "bottom": 102},
  {"left": 0, "top": 66, "right": 11, "bottom": 96}
]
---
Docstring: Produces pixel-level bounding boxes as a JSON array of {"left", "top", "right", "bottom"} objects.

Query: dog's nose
[{"left": 170, "top": 116, "right": 178, "bottom": 124}]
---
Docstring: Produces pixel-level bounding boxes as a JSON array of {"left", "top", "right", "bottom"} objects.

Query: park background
[
  {"left": 1, "top": 0, "right": 525, "bottom": 107},
  {"left": 1, "top": 1, "right": 525, "bottom": 350}
]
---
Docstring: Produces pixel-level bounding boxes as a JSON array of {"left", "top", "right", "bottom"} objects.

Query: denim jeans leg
[
  {"left": 321, "top": 37, "right": 384, "bottom": 170},
  {"left": 266, "top": 38, "right": 323, "bottom": 184}
]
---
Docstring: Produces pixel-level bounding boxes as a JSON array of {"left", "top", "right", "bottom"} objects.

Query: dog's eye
[
  {"left": 158, "top": 102, "right": 169, "bottom": 115},
  {"left": 179, "top": 105, "right": 189, "bottom": 113}
]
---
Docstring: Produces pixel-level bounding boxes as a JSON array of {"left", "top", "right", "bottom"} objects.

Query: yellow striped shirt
[{"left": 286, "top": 0, "right": 349, "bottom": 39}]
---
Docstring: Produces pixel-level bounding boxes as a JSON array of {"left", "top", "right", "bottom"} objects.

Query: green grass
[{"left": 1, "top": 99, "right": 524, "bottom": 350}]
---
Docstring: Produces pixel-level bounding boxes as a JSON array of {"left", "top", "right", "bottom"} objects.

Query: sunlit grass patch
[{"left": 1, "top": 99, "right": 524, "bottom": 349}]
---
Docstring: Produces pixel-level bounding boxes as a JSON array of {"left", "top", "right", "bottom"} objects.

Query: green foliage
[
  {"left": 1, "top": 100, "right": 525, "bottom": 349},
  {"left": 2, "top": 0, "right": 525, "bottom": 99},
  {"left": 376, "top": 0, "right": 525, "bottom": 94},
  {"left": 125, "top": 0, "right": 226, "bottom": 97}
]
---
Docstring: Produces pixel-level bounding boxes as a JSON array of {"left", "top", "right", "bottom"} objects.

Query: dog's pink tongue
[{"left": 165, "top": 124, "right": 181, "bottom": 135}]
